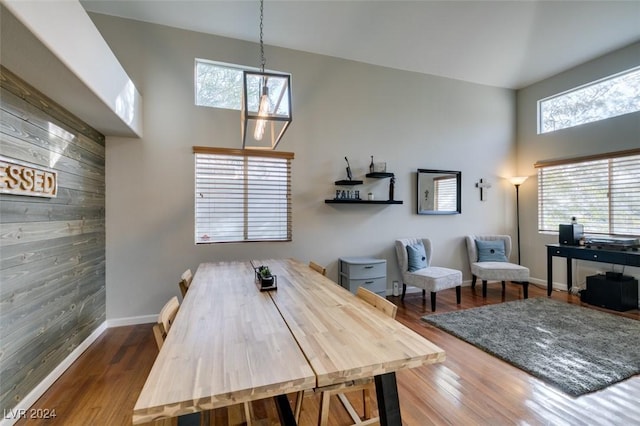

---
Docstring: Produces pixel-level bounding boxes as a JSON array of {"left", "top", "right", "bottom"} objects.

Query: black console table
[{"left": 546, "top": 243, "right": 640, "bottom": 296}]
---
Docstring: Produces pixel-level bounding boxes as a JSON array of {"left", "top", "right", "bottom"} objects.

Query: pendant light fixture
[{"left": 241, "top": 0, "right": 292, "bottom": 150}]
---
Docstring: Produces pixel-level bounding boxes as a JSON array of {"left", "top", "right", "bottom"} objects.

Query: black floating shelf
[
  {"left": 366, "top": 172, "right": 395, "bottom": 178},
  {"left": 325, "top": 199, "right": 403, "bottom": 205},
  {"left": 334, "top": 179, "right": 364, "bottom": 186}
]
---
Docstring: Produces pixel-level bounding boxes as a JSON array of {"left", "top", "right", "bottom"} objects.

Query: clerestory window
[
  {"left": 538, "top": 66, "right": 640, "bottom": 134},
  {"left": 195, "top": 59, "right": 290, "bottom": 115}
]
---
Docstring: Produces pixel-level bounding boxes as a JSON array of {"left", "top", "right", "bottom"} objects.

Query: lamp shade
[
  {"left": 242, "top": 70, "right": 292, "bottom": 150},
  {"left": 509, "top": 176, "right": 528, "bottom": 186}
]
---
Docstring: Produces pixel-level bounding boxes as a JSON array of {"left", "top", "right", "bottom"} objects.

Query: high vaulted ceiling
[{"left": 82, "top": 0, "right": 640, "bottom": 89}]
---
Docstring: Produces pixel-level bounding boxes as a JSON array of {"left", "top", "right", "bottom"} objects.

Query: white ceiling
[{"left": 81, "top": 0, "right": 640, "bottom": 89}]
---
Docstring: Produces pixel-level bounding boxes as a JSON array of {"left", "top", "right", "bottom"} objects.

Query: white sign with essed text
[{"left": 0, "top": 155, "right": 57, "bottom": 198}]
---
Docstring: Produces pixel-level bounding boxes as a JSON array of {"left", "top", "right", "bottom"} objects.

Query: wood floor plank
[{"left": 15, "top": 283, "right": 640, "bottom": 425}]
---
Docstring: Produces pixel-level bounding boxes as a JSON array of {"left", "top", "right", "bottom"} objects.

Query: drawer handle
[
  {"left": 556, "top": 250, "right": 561, "bottom": 254},
  {"left": 364, "top": 265, "right": 374, "bottom": 269},
  {"left": 364, "top": 281, "right": 374, "bottom": 284},
  {"left": 593, "top": 255, "right": 598, "bottom": 259}
]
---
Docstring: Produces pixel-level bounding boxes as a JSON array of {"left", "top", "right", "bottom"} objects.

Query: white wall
[
  {"left": 516, "top": 42, "right": 640, "bottom": 295},
  {"left": 89, "top": 14, "right": 518, "bottom": 320}
]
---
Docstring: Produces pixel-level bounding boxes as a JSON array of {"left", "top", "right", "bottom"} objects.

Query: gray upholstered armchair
[
  {"left": 465, "top": 235, "right": 529, "bottom": 298},
  {"left": 395, "top": 238, "right": 462, "bottom": 311}
]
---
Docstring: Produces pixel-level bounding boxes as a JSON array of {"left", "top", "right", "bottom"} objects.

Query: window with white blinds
[
  {"left": 434, "top": 177, "right": 457, "bottom": 211},
  {"left": 537, "top": 150, "right": 640, "bottom": 237},
  {"left": 194, "top": 147, "right": 293, "bottom": 243}
]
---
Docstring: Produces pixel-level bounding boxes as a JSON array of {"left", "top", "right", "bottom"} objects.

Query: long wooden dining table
[{"left": 133, "top": 259, "right": 445, "bottom": 425}]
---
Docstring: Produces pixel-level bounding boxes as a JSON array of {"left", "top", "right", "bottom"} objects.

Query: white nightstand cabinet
[{"left": 339, "top": 257, "right": 387, "bottom": 297}]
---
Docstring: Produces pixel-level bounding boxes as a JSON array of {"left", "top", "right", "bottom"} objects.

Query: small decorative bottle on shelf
[
  {"left": 389, "top": 176, "right": 395, "bottom": 201},
  {"left": 369, "top": 155, "right": 374, "bottom": 173},
  {"left": 345, "top": 157, "right": 353, "bottom": 181}
]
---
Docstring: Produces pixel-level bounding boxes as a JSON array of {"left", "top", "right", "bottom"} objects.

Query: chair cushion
[
  {"left": 407, "top": 242, "right": 428, "bottom": 271},
  {"left": 475, "top": 239, "right": 508, "bottom": 262},
  {"left": 471, "top": 262, "right": 529, "bottom": 281},
  {"left": 404, "top": 267, "right": 462, "bottom": 292}
]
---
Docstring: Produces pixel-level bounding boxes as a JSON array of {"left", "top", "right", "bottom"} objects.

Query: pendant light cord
[{"left": 259, "top": 0, "right": 265, "bottom": 73}]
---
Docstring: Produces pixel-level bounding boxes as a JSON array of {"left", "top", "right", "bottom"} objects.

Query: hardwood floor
[{"left": 16, "top": 283, "right": 639, "bottom": 425}]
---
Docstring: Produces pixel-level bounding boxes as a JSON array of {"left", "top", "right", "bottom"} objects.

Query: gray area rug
[{"left": 422, "top": 297, "right": 640, "bottom": 397}]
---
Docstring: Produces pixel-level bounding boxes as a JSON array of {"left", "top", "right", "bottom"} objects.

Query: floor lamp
[{"left": 509, "top": 176, "right": 528, "bottom": 265}]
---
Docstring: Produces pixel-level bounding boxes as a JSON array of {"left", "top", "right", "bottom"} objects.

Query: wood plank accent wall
[{"left": 0, "top": 65, "right": 106, "bottom": 412}]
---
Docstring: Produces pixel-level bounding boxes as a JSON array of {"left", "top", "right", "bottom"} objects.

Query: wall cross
[{"left": 475, "top": 178, "right": 492, "bottom": 201}]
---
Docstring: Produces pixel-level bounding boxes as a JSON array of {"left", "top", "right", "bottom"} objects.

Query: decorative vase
[{"left": 260, "top": 276, "right": 274, "bottom": 287}]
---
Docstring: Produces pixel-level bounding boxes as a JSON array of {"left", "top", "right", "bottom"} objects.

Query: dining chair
[
  {"left": 152, "top": 296, "right": 180, "bottom": 350},
  {"left": 465, "top": 235, "right": 529, "bottom": 298},
  {"left": 355, "top": 286, "right": 397, "bottom": 319},
  {"left": 316, "top": 286, "right": 397, "bottom": 426},
  {"left": 309, "top": 261, "right": 327, "bottom": 276},
  {"left": 178, "top": 269, "right": 193, "bottom": 298}
]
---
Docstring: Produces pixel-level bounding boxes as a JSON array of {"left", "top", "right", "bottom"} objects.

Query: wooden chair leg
[
  {"left": 199, "top": 410, "right": 210, "bottom": 426},
  {"left": 501, "top": 281, "right": 506, "bottom": 292},
  {"left": 455, "top": 286, "right": 461, "bottom": 304},
  {"left": 294, "top": 391, "right": 304, "bottom": 422},
  {"left": 337, "top": 393, "right": 361, "bottom": 424},
  {"left": 422, "top": 289, "right": 426, "bottom": 299},
  {"left": 482, "top": 280, "right": 488, "bottom": 297},
  {"left": 401, "top": 283, "right": 407, "bottom": 300},
  {"left": 430, "top": 292, "right": 436, "bottom": 312},
  {"left": 362, "top": 387, "right": 373, "bottom": 420},
  {"left": 523, "top": 282, "right": 529, "bottom": 299},
  {"left": 471, "top": 275, "right": 477, "bottom": 289},
  {"left": 319, "top": 392, "right": 331, "bottom": 426},
  {"left": 243, "top": 402, "right": 253, "bottom": 426}
]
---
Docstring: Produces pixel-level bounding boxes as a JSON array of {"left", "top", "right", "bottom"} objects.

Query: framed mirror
[{"left": 417, "top": 169, "right": 461, "bottom": 215}]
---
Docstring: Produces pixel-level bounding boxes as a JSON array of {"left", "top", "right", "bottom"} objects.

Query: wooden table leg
[
  {"left": 177, "top": 412, "right": 200, "bottom": 426},
  {"left": 375, "top": 372, "right": 402, "bottom": 426},
  {"left": 275, "top": 394, "right": 297, "bottom": 426}
]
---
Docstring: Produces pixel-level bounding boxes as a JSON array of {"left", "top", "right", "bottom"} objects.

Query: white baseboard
[
  {"left": 1, "top": 321, "right": 107, "bottom": 426},
  {"left": 529, "top": 277, "right": 569, "bottom": 292},
  {"left": 106, "top": 314, "right": 156, "bottom": 328},
  {"left": 388, "top": 278, "right": 569, "bottom": 296},
  {"left": 386, "top": 279, "right": 474, "bottom": 296}
]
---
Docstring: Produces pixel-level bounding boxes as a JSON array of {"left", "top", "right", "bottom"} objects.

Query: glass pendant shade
[{"left": 242, "top": 70, "right": 292, "bottom": 150}]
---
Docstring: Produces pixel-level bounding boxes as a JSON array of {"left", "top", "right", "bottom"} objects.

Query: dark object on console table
[
  {"left": 559, "top": 224, "right": 584, "bottom": 245},
  {"left": 546, "top": 244, "right": 640, "bottom": 296},
  {"left": 582, "top": 274, "right": 638, "bottom": 311}
]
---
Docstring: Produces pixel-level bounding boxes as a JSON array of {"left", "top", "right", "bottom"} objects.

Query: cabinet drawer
[
  {"left": 583, "top": 250, "right": 624, "bottom": 264},
  {"left": 341, "top": 261, "right": 386, "bottom": 279},
  {"left": 346, "top": 277, "right": 386, "bottom": 295},
  {"left": 549, "top": 246, "right": 573, "bottom": 257}
]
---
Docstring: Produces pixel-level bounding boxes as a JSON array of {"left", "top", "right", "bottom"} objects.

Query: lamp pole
[
  {"left": 514, "top": 183, "right": 522, "bottom": 265},
  {"left": 509, "top": 176, "right": 528, "bottom": 265}
]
